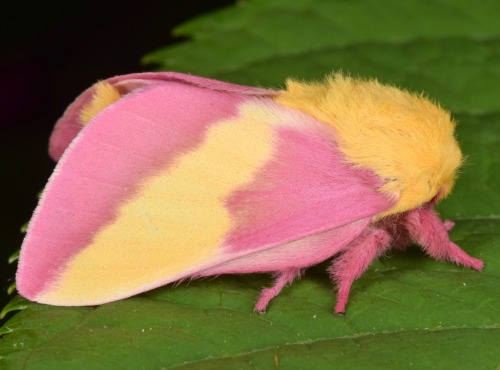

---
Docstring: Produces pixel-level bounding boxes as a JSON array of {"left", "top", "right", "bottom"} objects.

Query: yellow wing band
[
  {"left": 39, "top": 103, "right": 274, "bottom": 304},
  {"left": 79, "top": 81, "right": 122, "bottom": 125}
]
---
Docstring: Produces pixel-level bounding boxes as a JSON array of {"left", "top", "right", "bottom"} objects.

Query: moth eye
[{"left": 429, "top": 193, "right": 440, "bottom": 206}]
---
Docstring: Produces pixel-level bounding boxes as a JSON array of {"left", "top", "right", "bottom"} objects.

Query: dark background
[{"left": 0, "top": 0, "right": 235, "bottom": 309}]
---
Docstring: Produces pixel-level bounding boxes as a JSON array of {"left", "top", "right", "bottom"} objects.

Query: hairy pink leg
[
  {"left": 255, "top": 269, "right": 302, "bottom": 312},
  {"left": 329, "top": 229, "right": 391, "bottom": 315},
  {"left": 405, "top": 209, "right": 483, "bottom": 271},
  {"left": 390, "top": 223, "right": 410, "bottom": 251}
]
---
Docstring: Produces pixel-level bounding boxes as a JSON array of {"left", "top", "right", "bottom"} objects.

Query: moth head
[{"left": 275, "top": 73, "right": 463, "bottom": 216}]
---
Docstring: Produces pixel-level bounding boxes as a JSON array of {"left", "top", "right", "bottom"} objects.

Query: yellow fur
[
  {"left": 79, "top": 81, "right": 122, "bottom": 125},
  {"left": 275, "top": 73, "right": 462, "bottom": 217}
]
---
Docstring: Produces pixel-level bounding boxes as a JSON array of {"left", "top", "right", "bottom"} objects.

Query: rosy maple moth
[{"left": 16, "top": 72, "right": 483, "bottom": 314}]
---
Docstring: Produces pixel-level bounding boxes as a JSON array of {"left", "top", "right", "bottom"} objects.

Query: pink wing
[
  {"left": 17, "top": 73, "right": 392, "bottom": 306},
  {"left": 49, "top": 72, "right": 277, "bottom": 161},
  {"left": 203, "top": 123, "right": 391, "bottom": 274}
]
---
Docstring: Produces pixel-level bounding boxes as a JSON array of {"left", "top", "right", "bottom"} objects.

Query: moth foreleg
[{"left": 405, "top": 209, "right": 483, "bottom": 271}]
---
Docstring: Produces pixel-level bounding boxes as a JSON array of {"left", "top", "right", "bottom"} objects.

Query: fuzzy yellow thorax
[
  {"left": 275, "top": 73, "right": 462, "bottom": 217},
  {"left": 79, "top": 81, "right": 122, "bottom": 125}
]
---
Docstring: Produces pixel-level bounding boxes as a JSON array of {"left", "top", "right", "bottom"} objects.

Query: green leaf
[
  {"left": 143, "top": 0, "right": 500, "bottom": 112},
  {"left": 2, "top": 0, "right": 499, "bottom": 368},
  {"left": 440, "top": 112, "right": 500, "bottom": 219},
  {"left": 0, "top": 296, "right": 30, "bottom": 322},
  {"left": 8, "top": 250, "right": 19, "bottom": 264},
  {"left": 20, "top": 222, "right": 28, "bottom": 234},
  {"left": 7, "top": 282, "right": 16, "bottom": 296}
]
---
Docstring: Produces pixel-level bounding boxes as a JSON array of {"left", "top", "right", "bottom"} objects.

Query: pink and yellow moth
[{"left": 16, "top": 72, "right": 483, "bottom": 314}]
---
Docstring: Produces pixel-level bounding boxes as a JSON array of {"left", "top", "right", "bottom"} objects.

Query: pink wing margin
[{"left": 49, "top": 72, "right": 277, "bottom": 161}]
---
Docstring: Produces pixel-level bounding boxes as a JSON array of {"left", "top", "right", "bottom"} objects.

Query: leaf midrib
[{"left": 165, "top": 326, "right": 500, "bottom": 369}]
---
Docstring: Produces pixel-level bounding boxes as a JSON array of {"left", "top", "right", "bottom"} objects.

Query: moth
[{"left": 16, "top": 72, "right": 483, "bottom": 314}]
